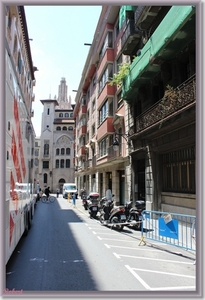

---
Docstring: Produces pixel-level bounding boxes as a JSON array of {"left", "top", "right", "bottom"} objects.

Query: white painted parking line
[
  {"left": 113, "top": 253, "right": 193, "bottom": 264},
  {"left": 125, "top": 265, "right": 195, "bottom": 291},
  {"left": 104, "top": 244, "right": 164, "bottom": 252},
  {"left": 96, "top": 237, "right": 139, "bottom": 242},
  {"left": 125, "top": 265, "right": 151, "bottom": 290},
  {"left": 131, "top": 267, "right": 195, "bottom": 278}
]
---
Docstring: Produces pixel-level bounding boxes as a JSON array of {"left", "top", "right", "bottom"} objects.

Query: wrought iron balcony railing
[{"left": 135, "top": 75, "right": 196, "bottom": 134}]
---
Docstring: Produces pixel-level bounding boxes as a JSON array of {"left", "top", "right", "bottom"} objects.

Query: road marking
[
  {"left": 113, "top": 253, "right": 194, "bottom": 264},
  {"left": 131, "top": 267, "right": 195, "bottom": 278},
  {"left": 96, "top": 237, "right": 139, "bottom": 242},
  {"left": 125, "top": 265, "right": 195, "bottom": 291},
  {"left": 125, "top": 265, "right": 151, "bottom": 290},
  {"left": 104, "top": 244, "right": 164, "bottom": 252}
]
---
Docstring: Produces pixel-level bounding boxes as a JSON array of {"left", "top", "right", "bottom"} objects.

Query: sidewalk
[{"left": 59, "top": 194, "right": 196, "bottom": 263}]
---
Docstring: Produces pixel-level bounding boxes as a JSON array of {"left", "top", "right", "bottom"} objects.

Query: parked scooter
[
  {"left": 87, "top": 192, "right": 100, "bottom": 218},
  {"left": 124, "top": 200, "right": 145, "bottom": 230},
  {"left": 82, "top": 194, "right": 88, "bottom": 210},
  {"left": 99, "top": 197, "right": 129, "bottom": 231}
]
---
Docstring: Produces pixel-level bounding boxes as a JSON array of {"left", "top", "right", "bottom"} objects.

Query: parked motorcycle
[
  {"left": 125, "top": 200, "right": 145, "bottom": 230},
  {"left": 99, "top": 197, "right": 128, "bottom": 231},
  {"left": 87, "top": 192, "right": 100, "bottom": 218},
  {"left": 81, "top": 194, "right": 88, "bottom": 210}
]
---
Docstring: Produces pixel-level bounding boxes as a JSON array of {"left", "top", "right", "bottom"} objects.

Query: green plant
[{"left": 109, "top": 62, "right": 130, "bottom": 86}]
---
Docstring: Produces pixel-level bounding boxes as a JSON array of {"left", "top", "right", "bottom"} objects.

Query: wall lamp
[
  {"left": 113, "top": 133, "right": 131, "bottom": 151},
  {"left": 75, "top": 166, "right": 81, "bottom": 172}
]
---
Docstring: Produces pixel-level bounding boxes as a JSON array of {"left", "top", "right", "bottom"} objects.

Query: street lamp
[{"left": 112, "top": 132, "right": 131, "bottom": 151}]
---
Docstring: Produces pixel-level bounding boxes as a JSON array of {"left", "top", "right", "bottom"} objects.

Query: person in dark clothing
[{"left": 45, "top": 186, "right": 51, "bottom": 200}]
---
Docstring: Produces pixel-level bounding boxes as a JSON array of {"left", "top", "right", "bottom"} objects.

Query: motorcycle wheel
[
  {"left": 99, "top": 213, "right": 105, "bottom": 224},
  {"left": 110, "top": 216, "right": 124, "bottom": 231},
  {"left": 129, "top": 214, "right": 141, "bottom": 230}
]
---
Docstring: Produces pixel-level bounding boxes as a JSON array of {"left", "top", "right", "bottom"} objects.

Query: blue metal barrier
[{"left": 139, "top": 210, "right": 196, "bottom": 251}]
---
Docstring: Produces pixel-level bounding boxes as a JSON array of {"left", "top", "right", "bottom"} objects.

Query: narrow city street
[{"left": 6, "top": 196, "right": 196, "bottom": 295}]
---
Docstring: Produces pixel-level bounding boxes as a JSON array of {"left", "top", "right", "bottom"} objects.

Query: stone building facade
[{"left": 34, "top": 78, "right": 75, "bottom": 193}]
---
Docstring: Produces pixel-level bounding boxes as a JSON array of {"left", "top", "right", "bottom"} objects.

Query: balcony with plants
[
  {"left": 134, "top": 74, "right": 196, "bottom": 137},
  {"left": 121, "top": 5, "right": 196, "bottom": 102}
]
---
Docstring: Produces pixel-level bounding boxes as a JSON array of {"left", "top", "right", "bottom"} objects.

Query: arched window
[
  {"left": 68, "top": 126, "right": 73, "bottom": 131},
  {"left": 35, "top": 149, "right": 39, "bottom": 156},
  {"left": 65, "top": 113, "right": 69, "bottom": 117},
  {"left": 66, "top": 159, "right": 70, "bottom": 168},
  {"left": 61, "top": 148, "right": 65, "bottom": 155},
  {"left": 62, "top": 126, "right": 67, "bottom": 131},
  {"left": 66, "top": 148, "right": 70, "bottom": 155},
  {"left": 70, "top": 113, "right": 73, "bottom": 117},
  {"left": 44, "top": 143, "right": 49, "bottom": 155},
  {"left": 44, "top": 173, "right": 47, "bottom": 184},
  {"left": 56, "top": 148, "right": 60, "bottom": 155},
  {"left": 59, "top": 113, "right": 63, "bottom": 117},
  {"left": 56, "top": 159, "right": 59, "bottom": 168},
  {"left": 56, "top": 126, "right": 61, "bottom": 131},
  {"left": 60, "top": 159, "right": 64, "bottom": 168},
  {"left": 34, "top": 158, "right": 39, "bottom": 166}
]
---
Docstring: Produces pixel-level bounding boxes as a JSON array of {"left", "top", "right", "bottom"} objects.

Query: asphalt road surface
[{"left": 5, "top": 195, "right": 196, "bottom": 297}]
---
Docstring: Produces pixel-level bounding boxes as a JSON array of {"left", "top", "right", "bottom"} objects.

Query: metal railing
[
  {"left": 140, "top": 210, "right": 196, "bottom": 252},
  {"left": 135, "top": 74, "right": 196, "bottom": 134}
]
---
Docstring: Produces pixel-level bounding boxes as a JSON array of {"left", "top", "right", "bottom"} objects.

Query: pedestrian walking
[
  {"left": 106, "top": 186, "right": 112, "bottom": 201},
  {"left": 72, "top": 193, "right": 76, "bottom": 208}
]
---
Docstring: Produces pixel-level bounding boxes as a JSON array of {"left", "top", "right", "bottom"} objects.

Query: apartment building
[
  {"left": 36, "top": 78, "right": 75, "bottom": 193},
  {"left": 5, "top": 6, "right": 37, "bottom": 191},
  {"left": 74, "top": 5, "right": 196, "bottom": 215}
]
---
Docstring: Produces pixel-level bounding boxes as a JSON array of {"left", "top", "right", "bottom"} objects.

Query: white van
[{"left": 63, "top": 183, "right": 78, "bottom": 199}]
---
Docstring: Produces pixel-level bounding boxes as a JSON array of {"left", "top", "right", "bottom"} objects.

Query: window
[
  {"left": 56, "top": 159, "right": 59, "bottom": 168},
  {"left": 162, "top": 147, "right": 195, "bottom": 193},
  {"left": 117, "top": 91, "right": 123, "bottom": 108},
  {"left": 13, "top": 36, "right": 17, "bottom": 56},
  {"left": 43, "top": 173, "right": 47, "bottom": 184},
  {"left": 99, "top": 31, "right": 113, "bottom": 60},
  {"left": 44, "top": 143, "right": 49, "bottom": 155},
  {"left": 35, "top": 149, "right": 39, "bottom": 156},
  {"left": 61, "top": 148, "right": 65, "bottom": 155},
  {"left": 35, "top": 158, "right": 39, "bottom": 166},
  {"left": 35, "top": 141, "right": 39, "bottom": 147},
  {"left": 47, "top": 108, "right": 50, "bottom": 115},
  {"left": 92, "top": 123, "right": 95, "bottom": 136},
  {"left": 99, "top": 101, "right": 108, "bottom": 124},
  {"left": 17, "top": 52, "right": 22, "bottom": 74},
  {"left": 68, "top": 126, "right": 73, "bottom": 131},
  {"left": 92, "top": 98, "right": 96, "bottom": 112},
  {"left": 56, "top": 148, "right": 59, "bottom": 155},
  {"left": 59, "top": 113, "right": 63, "bottom": 117},
  {"left": 65, "top": 113, "right": 69, "bottom": 117},
  {"left": 99, "top": 137, "right": 109, "bottom": 157},
  {"left": 56, "top": 126, "right": 61, "bottom": 131},
  {"left": 66, "top": 159, "right": 70, "bottom": 168},
  {"left": 70, "top": 113, "right": 73, "bottom": 117},
  {"left": 62, "top": 126, "right": 67, "bottom": 131},
  {"left": 98, "top": 64, "right": 113, "bottom": 95},
  {"left": 60, "top": 159, "right": 64, "bottom": 168},
  {"left": 66, "top": 148, "right": 70, "bottom": 155},
  {"left": 43, "top": 161, "right": 49, "bottom": 169}
]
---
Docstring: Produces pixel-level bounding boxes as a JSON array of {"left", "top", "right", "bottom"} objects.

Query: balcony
[
  {"left": 96, "top": 145, "right": 126, "bottom": 165},
  {"left": 98, "top": 49, "right": 114, "bottom": 76},
  {"left": 121, "top": 19, "right": 142, "bottom": 55},
  {"left": 78, "top": 125, "right": 87, "bottom": 137},
  {"left": 97, "top": 117, "right": 115, "bottom": 140},
  {"left": 98, "top": 83, "right": 115, "bottom": 108},
  {"left": 122, "top": 6, "right": 196, "bottom": 102},
  {"left": 134, "top": 75, "right": 196, "bottom": 135},
  {"left": 78, "top": 105, "right": 87, "bottom": 119},
  {"left": 77, "top": 145, "right": 86, "bottom": 157}
]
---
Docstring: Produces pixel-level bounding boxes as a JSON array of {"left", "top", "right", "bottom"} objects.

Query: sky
[{"left": 24, "top": 5, "right": 102, "bottom": 137}]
